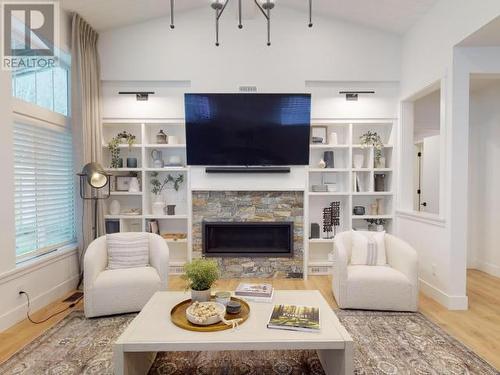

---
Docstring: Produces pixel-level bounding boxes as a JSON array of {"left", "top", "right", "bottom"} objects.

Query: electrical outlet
[{"left": 16, "top": 285, "right": 26, "bottom": 298}]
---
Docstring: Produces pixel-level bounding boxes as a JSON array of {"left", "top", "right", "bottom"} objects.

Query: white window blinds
[{"left": 14, "top": 121, "right": 75, "bottom": 259}]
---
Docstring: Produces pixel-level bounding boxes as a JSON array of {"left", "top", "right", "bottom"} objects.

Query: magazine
[{"left": 267, "top": 304, "right": 320, "bottom": 332}]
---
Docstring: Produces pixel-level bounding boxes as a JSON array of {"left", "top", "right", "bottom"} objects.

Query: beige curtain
[{"left": 71, "top": 13, "right": 105, "bottom": 268}]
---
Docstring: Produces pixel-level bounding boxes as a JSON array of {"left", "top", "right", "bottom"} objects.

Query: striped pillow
[
  {"left": 106, "top": 233, "right": 150, "bottom": 270},
  {"left": 350, "top": 231, "right": 387, "bottom": 266}
]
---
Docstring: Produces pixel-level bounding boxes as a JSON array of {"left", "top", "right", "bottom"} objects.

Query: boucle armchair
[
  {"left": 332, "top": 231, "right": 418, "bottom": 312},
  {"left": 84, "top": 233, "right": 169, "bottom": 318}
]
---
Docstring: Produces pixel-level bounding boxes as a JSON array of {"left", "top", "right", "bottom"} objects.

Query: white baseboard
[
  {"left": 473, "top": 261, "right": 500, "bottom": 278},
  {"left": 419, "top": 278, "right": 468, "bottom": 310},
  {"left": 0, "top": 275, "right": 79, "bottom": 332}
]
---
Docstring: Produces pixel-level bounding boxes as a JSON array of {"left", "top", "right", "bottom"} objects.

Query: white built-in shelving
[
  {"left": 102, "top": 119, "right": 191, "bottom": 274},
  {"left": 306, "top": 120, "right": 397, "bottom": 275}
]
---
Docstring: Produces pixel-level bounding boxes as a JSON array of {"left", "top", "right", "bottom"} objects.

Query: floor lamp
[{"left": 77, "top": 162, "right": 111, "bottom": 289}]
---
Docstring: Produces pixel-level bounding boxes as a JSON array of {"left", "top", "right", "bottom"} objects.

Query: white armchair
[
  {"left": 332, "top": 231, "right": 418, "bottom": 312},
  {"left": 84, "top": 233, "right": 169, "bottom": 318}
]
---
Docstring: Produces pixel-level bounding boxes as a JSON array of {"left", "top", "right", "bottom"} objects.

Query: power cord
[{"left": 19, "top": 291, "right": 83, "bottom": 324}]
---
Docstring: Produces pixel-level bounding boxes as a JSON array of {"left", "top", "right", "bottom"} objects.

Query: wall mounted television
[{"left": 185, "top": 93, "right": 311, "bottom": 166}]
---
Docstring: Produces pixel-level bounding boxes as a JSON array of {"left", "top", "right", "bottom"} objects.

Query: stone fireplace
[{"left": 192, "top": 191, "right": 304, "bottom": 278}]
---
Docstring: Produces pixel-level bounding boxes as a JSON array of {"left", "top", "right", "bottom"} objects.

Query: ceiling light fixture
[
  {"left": 339, "top": 91, "right": 375, "bottom": 101},
  {"left": 168, "top": 0, "right": 314, "bottom": 46}
]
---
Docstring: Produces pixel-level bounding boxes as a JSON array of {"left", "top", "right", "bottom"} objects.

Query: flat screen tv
[{"left": 185, "top": 93, "right": 311, "bottom": 166}]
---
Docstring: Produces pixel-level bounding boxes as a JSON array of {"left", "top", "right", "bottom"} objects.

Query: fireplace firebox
[{"left": 202, "top": 222, "right": 293, "bottom": 257}]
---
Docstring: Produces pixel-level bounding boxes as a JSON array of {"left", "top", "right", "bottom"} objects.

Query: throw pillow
[
  {"left": 350, "top": 231, "right": 387, "bottom": 266},
  {"left": 106, "top": 232, "right": 150, "bottom": 270}
]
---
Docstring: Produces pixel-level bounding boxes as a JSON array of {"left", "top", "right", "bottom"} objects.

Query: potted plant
[
  {"left": 150, "top": 172, "right": 166, "bottom": 215},
  {"left": 375, "top": 219, "right": 386, "bottom": 232},
  {"left": 184, "top": 258, "right": 220, "bottom": 302},
  {"left": 360, "top": 131, "right": 385, "bottom": 168},
  {"left": 117, "top": 130, "right": 136, "bottom": 149},
  {"left": 108, "top": 131, "right": 137, "bottom": 169}
]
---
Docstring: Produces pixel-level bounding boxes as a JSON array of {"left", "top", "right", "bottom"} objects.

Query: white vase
[
  {"left": 329, "top": 132, "right": 338, "bottom": 145},
  {"left": 318, "top": 159, "right": 326, "bottom": 169},
  {"left": 109, "top": 200, "right": 120, "bottom": 215},
  {"left": 152, "top": 201, "right": 165, "bottom": 216},
  {"left": 353, "top": 154, "right": 364, "bottom": 169},
  {"left": 191, "top": 288, "right": 211, "bottom": 302},
  {"left": 376, "top": 225, "right": 384, "bottom": 232},
  {"left": 375, "top": 156, "right": 386, "bottom": 169},
  {"left": 128, "top": 177, "right": 140, "bottom": 193}
]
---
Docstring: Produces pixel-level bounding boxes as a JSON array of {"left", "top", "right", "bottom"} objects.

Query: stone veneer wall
[{"left": 192, "top": 191, "right": 304, "bottom": 278}]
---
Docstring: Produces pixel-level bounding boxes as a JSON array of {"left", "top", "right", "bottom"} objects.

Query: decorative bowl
[
  {"left": 186, "top": 301, "right": 226, "bottom": 326},
  {"left": 226, "top": 301, "right": 242, "bottom": 314}
]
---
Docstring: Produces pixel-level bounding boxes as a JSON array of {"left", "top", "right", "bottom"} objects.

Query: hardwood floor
[{"left": 0, "top": 270, "right": 499, "bottom": 369}]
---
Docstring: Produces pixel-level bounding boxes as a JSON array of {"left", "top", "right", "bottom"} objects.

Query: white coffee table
[{"left": 113, "top": 290, "right": 353, "bottom": 375}]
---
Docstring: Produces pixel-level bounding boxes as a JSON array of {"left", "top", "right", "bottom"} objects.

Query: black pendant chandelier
[{"left": 169, "top": 0, "right": 314, "bottom": 46}]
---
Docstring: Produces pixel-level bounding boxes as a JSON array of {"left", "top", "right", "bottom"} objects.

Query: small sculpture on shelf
[
  {"left": 156, "top": 129, "right": 168, "bottom": 144},
  {"left": 323, "top": 201, "right": 341, "bottom": 239}
]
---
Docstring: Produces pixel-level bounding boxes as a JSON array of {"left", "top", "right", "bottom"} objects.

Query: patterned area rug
[{"left": 0, "top": 310, "right": 497, "bottom": 375}]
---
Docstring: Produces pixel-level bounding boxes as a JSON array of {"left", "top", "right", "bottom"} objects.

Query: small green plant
[
  {"left": 360, "top": 131, "right": 384, "bottom": 164},
  {"left": 365, "top": 219, "right": 386, "bottom": 225},
  {"left": 183, "top": 258, "right": 220, "bottom": 291},
  {"left": 116, "top": 130, "right": 136, "bottom": 149},
  {"left": 107, "top": 130, "right": 137, "bottom": 168},
  {"left": 108, "top": 137, "right": 121, "bottom": 168},
  {"left": 150, "top": 172, "right": 184, "bottom": 196}
]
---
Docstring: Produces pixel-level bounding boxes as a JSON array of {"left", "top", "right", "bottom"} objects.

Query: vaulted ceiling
[{"left": 61, "top": 0, "right": 437, "bottom": 34}]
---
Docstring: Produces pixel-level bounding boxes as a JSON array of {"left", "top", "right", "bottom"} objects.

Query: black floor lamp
[
  {"left": 77, "top": 162, "right": 111, "bottom": 289},
  {"left": 78, "top": 162, "right": 111, "bottom": 240}
]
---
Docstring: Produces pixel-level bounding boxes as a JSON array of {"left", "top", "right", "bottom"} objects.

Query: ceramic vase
[
  {"left": 329, "top": 132, "right": 338, "bottom": 145},
  {"left": 126, "top": 157, "right": 138, "bottom": 168},
  {"left": 152, "top": 200, "right": 165, "bottom": 216},
  {"left": 376, "top": 224, "right": 384, "bottom": 232},
  {"left": 353, "top": 154, "right": 364, "bottom": 169},
  {"left": 166, "top": 204, "right": 176, "bottom": 216},
  {"left": 323, "top": 151, "right": 334, "bottom": 168},
  {"left": 375, "top": 156, "right": 386, "bottom": 169},
  {"left": 318, "top": 159, "right": 326, "bottom": 169},
  {"left": 376, "top": 198, "right": 384, "bottom": 215},
  {"left": 191, "top": 289, "right": 211, "bottom": 302},
  {"left": 109, "top": 200, "right": 120, "bottom": 215}
]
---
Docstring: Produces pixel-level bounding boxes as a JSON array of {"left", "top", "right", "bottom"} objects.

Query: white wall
[
  {"left": 0, "top": 9, "right": 79, "bottom": 332},
  {"left": 468, "top": 80, "right": 500, "bottom": 277},
  {"left": 396, "top": 1, "right": 500, "bottom": 310},
  {"left": 99, "top": 5, "right": 401, "bottom": 89},
  {"left": 400, "top": 0, "right": 500, "bottom": 99}
]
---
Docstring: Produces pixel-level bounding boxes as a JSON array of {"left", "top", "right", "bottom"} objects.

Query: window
[
  {"left": 9, "top": 10, "right": 70, "bottom": 116},
  {"left": 11, "top": 61, "right": 70, "bottom": 116},
  {"left": 14, "top": 121, "right": 76, "bottom": 259}
]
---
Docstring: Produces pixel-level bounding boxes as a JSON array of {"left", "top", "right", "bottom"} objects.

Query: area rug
[{"left": 0, "top": 310, "right": 497, "bottom": 375}]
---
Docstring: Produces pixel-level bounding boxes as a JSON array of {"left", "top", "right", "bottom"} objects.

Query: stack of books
[
  {"left": 267, "top": 304, "right": 320, "bottom": 333},
  {"left": 235, "top": 283, "right": 274, "bottom": 302}
]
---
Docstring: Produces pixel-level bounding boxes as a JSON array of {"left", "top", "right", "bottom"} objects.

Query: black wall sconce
[
  {"left": 118, "top": 91, "right": 155, "bottom": 101},
  {"left": 339, "top": 91, "right": 375, "bottom": 101}
]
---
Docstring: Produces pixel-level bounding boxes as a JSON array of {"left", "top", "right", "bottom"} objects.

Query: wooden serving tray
[{"left": 170, "top": 296, "right": 250, "bottom": 332}]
